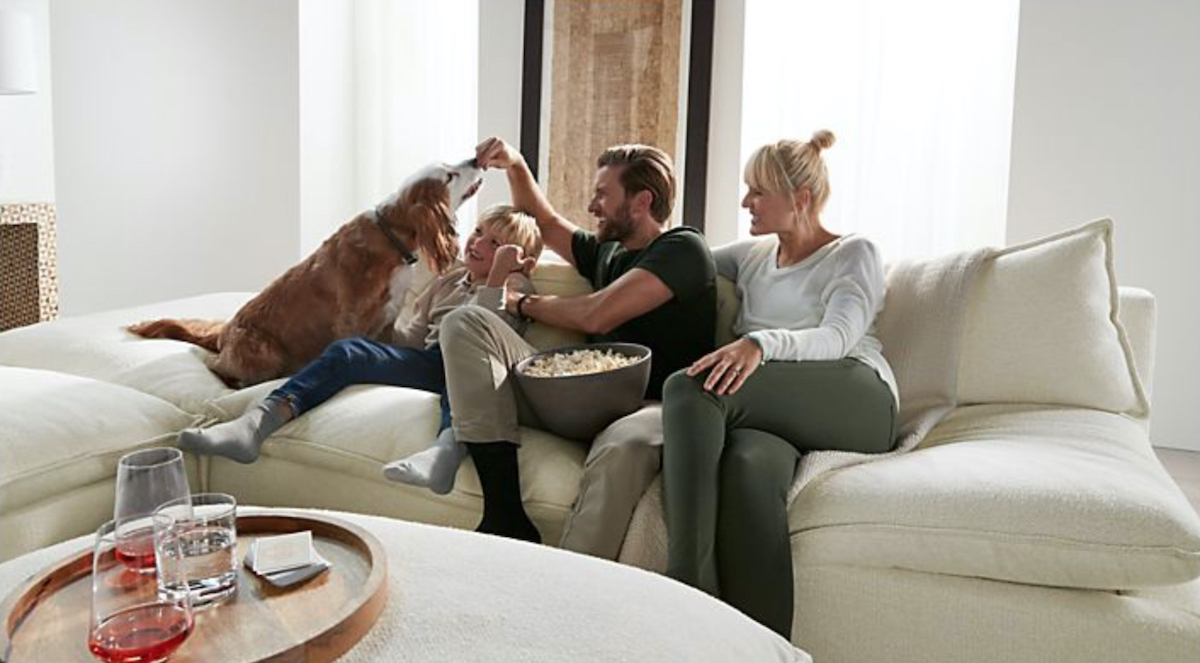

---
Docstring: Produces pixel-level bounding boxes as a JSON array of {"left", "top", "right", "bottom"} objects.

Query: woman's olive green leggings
[{"left": 662, "top": 358, "right": 896, "bottom": 638}]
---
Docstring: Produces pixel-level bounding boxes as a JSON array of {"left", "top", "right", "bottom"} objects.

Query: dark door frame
[{"left": 519, "top": 0, "right": 715, "bottom": 233}]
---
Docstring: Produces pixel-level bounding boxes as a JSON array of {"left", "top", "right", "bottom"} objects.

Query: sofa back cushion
[
  {"left": 956, "top": 219, "right": 1149, "bottom": 416},
  {"left": 0, "top": 293, "right": 249, "bottom": 415},
  {"left": 496, "top": 222, "right": 1152, "bottom": 421},
  {"left": 526, "top": 262, "right": 591, "bottom": 350}
]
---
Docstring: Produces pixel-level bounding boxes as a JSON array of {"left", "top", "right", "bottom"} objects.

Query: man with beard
[{"left": 412, "top": 136, "right": 716, "bottom": 546}]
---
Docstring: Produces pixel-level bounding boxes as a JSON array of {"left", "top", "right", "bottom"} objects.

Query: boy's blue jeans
[{"left": 269, "top": 337, "right": 451, "bottom": 431}]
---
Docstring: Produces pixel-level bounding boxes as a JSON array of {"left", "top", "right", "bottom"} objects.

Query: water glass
[
  {"left": 115, "top": 448, "right": 191, "bottom": 573},
  {"left": 88, "top": 516, "right": 194, "bottom": 663},
  {"left": 154, "top": 493, "right": 238, "bottom": 606}
]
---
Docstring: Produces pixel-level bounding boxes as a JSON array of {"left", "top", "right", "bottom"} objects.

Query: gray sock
[
  {"left": 382, "top": 427, "right": 467, "bottom": 495},
  {"left": 178, "top": 398, "right": 292, "bottom": 464}
]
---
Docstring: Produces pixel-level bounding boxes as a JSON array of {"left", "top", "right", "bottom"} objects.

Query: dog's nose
[{"left": 466, "top": 157, "right": 479, "bottom": 169}]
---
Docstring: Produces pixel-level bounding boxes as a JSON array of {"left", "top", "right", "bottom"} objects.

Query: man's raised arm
[{"left": 476, "top": 137, "right": 579, "bottom": 264}]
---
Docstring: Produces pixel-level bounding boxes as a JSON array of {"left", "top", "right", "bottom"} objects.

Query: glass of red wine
[
  {"left": 89, "top": 515, "right": 194, "bottom": 663},
  {"left": 114, "top": 448, "right": 190, "bottom": 573}
]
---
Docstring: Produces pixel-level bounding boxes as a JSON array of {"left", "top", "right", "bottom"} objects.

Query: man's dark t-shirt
[{"left": 571, "top": 227, "right": 717, "bottom": 400}]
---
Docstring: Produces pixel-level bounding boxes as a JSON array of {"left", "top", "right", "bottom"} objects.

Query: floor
[{"left": 1155, "top": 447, "right": 1200, "bottom": 514}]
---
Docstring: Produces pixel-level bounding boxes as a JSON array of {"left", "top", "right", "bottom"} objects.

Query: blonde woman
[{"left": 661, "top": 131, "right": 898, "bottom": 638}]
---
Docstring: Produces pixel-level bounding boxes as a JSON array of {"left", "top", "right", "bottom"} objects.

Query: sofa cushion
[
  {"left": 206, "top": 382, "right": 587, "bottom": 512},
  {"left": 790, "top": 404, "right": 1200, "bottom": 590},
  {"left": 957, "top": 219, "right": 1149, "bottom": 416},
  {"left": 526, "top": 261, "right": 591, "bottom": 350},
  {"left": 0, "top": 293, "right": 249, "bottom": 414},
  {"left": 0, "top": 366, "right": 198, "bottom": 555}
]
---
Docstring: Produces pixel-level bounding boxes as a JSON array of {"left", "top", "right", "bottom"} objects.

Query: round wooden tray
[{"left": 0, "top": 511, "right": 388, "bottom": 662}]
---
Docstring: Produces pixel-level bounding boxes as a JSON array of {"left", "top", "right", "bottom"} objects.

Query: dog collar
[{"left": 371, "top": 208, "right": 419, "bottom": 265}]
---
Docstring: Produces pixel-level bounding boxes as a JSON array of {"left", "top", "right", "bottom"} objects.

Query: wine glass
[
  {"left": 88, "top": 516, "right": 194, "bottom": 663},
  {"left": 114, "top": 448, "right": 191, "bottom": 573}
]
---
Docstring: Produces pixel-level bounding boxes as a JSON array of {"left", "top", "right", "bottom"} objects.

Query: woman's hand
[
  {"left": 686, "top": 337, "right": 764, "bottom": 395},
  {"left": 475, "top": 136, "right": 524, "bottom": 171}
]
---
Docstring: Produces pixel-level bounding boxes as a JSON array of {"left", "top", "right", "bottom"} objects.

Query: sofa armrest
[
  {"left": 792, "top": 404, "right": 1200, "bottom": 590},
  {"left": 1118, "top": 286, "right": 1156, "bottom": 406},
  {"left": 1113, "top": 285, "right": 1152, "bottom": 434}
]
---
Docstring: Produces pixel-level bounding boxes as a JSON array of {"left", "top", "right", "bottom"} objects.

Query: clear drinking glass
[
  {"left": 88, "top": 516, "right": 194, "bottom": 663},
  {"left": 114, "top": 448, "right": 191, "bottom": 573},
  {"left": 154, "top": 493, "right": 238, "bottom": 606}
]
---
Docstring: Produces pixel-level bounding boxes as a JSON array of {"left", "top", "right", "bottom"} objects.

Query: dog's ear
[{"left": 403, "top": 179, "right": 460, "bottom": 274}]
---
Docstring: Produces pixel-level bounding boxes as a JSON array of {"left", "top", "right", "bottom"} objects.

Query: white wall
[
  {"left": 734, "top": 0, "right": 1018, "bottom": 260},
  {"left": 349, "top": 0, "right": 479, "bottom": 234},
  {"left": 49, "top": 0, "right": 300, "bottom": 315},
  {"left": 298, "top": 0, "right": 354, "bottom": 256},
  {"left": 300, "top": 0, "right": 494, "bottom": 256},
  {"left": 477, "top": 0, "right": 525, "bottom": 214},
  {"left": 1007, "top": 0, "right": 1200, "bottom": 451},
  {"left": 702, "top": 0, "right": 745, "bottom": 247},
  {"left": 0, "top": 0, "right": 53, "bottom": 203}
]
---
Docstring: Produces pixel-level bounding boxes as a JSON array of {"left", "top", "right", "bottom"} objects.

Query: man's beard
[{"left": 597, "top": 201, "right": 634, "bottom": 243}]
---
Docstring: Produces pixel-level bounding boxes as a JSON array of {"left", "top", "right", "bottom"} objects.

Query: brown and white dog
[{"left": 129, "top": 158, "right": 484, "bottom": 388}]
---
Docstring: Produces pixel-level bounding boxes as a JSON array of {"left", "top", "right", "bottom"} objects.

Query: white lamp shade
[{"left": 0, "top": 9, "right": 37, "bottom": 95}]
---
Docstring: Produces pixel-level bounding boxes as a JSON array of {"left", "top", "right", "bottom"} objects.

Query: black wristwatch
[{"left": 516, "top": 294, "right": 533, "bottom": 321}]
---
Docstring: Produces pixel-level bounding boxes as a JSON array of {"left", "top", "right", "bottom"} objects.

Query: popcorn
[{"left": 521, "top": 348, "right": 639, "bottom": 378}]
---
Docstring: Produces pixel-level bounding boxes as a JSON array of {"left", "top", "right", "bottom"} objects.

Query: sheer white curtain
[
  {"left": 737, "top": 0, "right": 1020, "bottom": 261},
  {"left": 353, "top": 0, "right": 480, "bottom": 236}
]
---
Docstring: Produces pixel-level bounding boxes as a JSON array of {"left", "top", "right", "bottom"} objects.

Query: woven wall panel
[
  {"left": 546, "top": 0, "right": 683, "bottom": 230},
  {"left": 1, "top": 203, "right": 59, "bottom": 331}
]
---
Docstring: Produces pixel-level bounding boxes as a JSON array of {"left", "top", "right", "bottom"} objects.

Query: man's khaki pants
[{"left": 441, "top": 306, "right": 663, "bottom": 559}]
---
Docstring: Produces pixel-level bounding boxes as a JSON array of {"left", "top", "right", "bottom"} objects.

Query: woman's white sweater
[{"left": 713, "top": 234, "right": 898, "bottom": 404}]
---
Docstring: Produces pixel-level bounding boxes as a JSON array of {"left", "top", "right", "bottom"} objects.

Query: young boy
[{"left": 179, "top": 205, "right": 543, "bottom": 495}]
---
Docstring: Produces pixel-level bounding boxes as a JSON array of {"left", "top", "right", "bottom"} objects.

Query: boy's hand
[
  {"left": 476, "top": 137, "right": 524, "bottom": 171},
  {"left": 487, "top": 245, "right": 536, "bottom": 286}
]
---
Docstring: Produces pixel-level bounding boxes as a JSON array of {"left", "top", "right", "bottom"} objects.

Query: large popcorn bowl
[{"left": 513, "top": 343, "right": 652, "bottom": 440}]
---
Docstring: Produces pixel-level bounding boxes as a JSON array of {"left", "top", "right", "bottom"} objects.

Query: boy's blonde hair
[{"left": 477, "top": 204, "right": 543, "bottom": 261}]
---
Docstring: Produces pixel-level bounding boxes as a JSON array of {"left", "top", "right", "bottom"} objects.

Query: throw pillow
[{"left": 957, "top": 218, "right": 1149, "bottom": 416}]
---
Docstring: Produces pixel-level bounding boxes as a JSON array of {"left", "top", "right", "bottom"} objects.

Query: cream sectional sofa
[{"left": 2, "top": 219, "right": 1198, "bottom": 662}]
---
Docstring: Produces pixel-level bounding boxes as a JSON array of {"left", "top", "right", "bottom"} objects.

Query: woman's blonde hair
[
  {"left": 744, "top": 130, "right": 836, "bottom": 212},
  {"left": 477, "top": 204, "right": 543, "bottom": 261}
]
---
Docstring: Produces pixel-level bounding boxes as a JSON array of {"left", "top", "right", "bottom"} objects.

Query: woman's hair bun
[{"left": 810, "top": 130, "right": 835, "bottom": 151}]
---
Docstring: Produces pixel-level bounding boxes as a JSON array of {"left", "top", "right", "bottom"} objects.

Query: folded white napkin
[{"left": 243, "top": 531, "right": 330, "bottom": 587}]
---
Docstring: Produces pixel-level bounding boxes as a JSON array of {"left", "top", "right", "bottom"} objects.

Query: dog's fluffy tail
[{"left": 127, "top": 318, "right": 224, "bottom": 352}]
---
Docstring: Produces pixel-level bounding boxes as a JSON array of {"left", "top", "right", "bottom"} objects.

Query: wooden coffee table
[
  {"left": 0, "top": 508, "right": 810, "bottom": 663},
  {"left": 1, "top": 512, "right": 386, "bottom": 662}
]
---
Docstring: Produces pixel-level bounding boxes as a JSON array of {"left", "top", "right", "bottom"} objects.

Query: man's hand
[
  {"left": 686, "top": 337, "right": 764, "bottom": 395},
  {"left": 472, "top": 135, "right": 578, "bottom": 264},
  {"left": 476, "top": 137, "right": 524, "bottom": 171}
]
